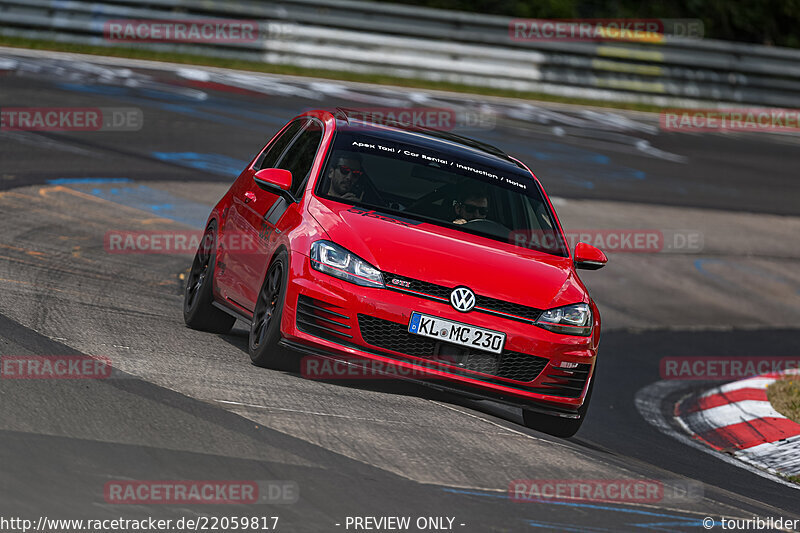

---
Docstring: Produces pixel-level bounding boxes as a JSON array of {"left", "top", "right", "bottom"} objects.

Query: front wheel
[
  {"left": 249, "top": 251, "right": 296, "bottom": 371},
  {"left": 183, "top": 224, "right": 236, "bottom": 334},
  {"left": 522, "top": 374, "right": 594, "bottom": 438}
]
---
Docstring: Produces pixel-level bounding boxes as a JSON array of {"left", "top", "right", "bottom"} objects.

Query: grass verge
[
  {"left": 767, "top": 374, "right": 800, "bottom": 424},
  {"left": 765, "top": 375, "right": 800, "bottom": 485},
  {"left": 0, "top": 35, "right": 665, "bottom": 113}
]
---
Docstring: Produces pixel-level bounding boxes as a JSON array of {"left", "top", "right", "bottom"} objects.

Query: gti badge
[{"left": 450, "top": 287, "right": 476, "bottom": 312}]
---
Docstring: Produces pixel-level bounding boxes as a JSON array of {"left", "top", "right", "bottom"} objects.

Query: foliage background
[{"left": 375, "top": 0, "right": 800, "bottom": 48}]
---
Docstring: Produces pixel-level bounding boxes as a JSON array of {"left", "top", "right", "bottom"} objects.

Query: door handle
[{"left": 244, "top": 191, "right": 257, "bottom": 203}]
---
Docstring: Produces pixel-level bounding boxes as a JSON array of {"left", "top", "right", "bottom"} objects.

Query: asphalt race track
[{"left": 1, "top": 48, "right": 799, "bottom": 532}]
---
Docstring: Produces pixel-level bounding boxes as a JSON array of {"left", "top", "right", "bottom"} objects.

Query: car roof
[{"left": 331, "top": 108, "right": 526, "bottom": 173}]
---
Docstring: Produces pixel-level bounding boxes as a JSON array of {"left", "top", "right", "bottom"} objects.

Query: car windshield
[{"left": 315, "top": 131, "right": 568, "bottom": 256}]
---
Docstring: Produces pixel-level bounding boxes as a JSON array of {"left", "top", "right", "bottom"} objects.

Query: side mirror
[
  {"left": 253, "top": 168, "right": 296, "bottom": 202},
  {"left": 574, "top": 242, "right": 607, "bottom": 270}
]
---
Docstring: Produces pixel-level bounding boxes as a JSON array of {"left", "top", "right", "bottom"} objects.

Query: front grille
[
  {"left": 498, "top": 352, "right": 551, "bottom": 383},
  {"left": 384, "top": 273, "right": 451, "bottom": 300},
  {"left": 357, "top": 314, "right": 548, "bottom": 383},
  {"left": 527, "top": 363, "right": 592, "bottom": 398},
  {"left": 383, "top": 272, "right": 541, "bottom": 323},
  {"left": 296, "top": 295, "right": 353, "bottom": 341},
  {"left": 475, "top": 295, "right": 541, "bottom": 322},
  {"left": 358, "top": 313, "right": 436, "bottom": 357}
]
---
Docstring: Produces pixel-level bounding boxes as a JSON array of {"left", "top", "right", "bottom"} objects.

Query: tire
[
  {"left": 183, "top": 224, "right": 236, "bottom": 334},
  {"left": 522, "top": 373, "right": 595, "bottom": 438},
  {"left": 248, "top": 250, "right": 296, "bottom": 371}
]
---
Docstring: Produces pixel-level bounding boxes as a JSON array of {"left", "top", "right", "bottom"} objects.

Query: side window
[
  {"left": 255, "top": 120, "right": 306, "bottom": 170},
  {"left": 275, "top": 120, "right": 323, "bottom": 197}
]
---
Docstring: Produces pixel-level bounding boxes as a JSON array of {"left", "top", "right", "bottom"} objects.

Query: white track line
[{"left": 213, "top": 399, "right": 399, "bottom": 423}]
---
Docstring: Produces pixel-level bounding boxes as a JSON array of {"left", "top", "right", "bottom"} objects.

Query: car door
[
  {"left": 217, "top": 119, "right": 306, "bottom": 314},
  {"left": 224, "top": 118, "right": 324, "bottom": 313}
]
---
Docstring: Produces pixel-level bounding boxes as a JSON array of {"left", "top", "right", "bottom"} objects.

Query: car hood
[{"left": 308, "top": 198, "right": 587, "bottom": 310}]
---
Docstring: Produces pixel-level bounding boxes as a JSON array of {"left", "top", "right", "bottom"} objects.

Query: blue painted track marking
[
  {"left": 442, "top": 488, "right": 707, "bottom": 531},
  {"left": 151, "top": 152, "right": 248, "bottom": 177},
  {"left": 695, "top": 258, "right": 799, "bottom": 294},
  {"left": 61, "top": 181, "right": 212, "bottom": 229},
  {"left": 54, "top": 83, "right": 291, "bottom": 132},
  {"left": 47, "top": 178, "right": 131, "bottom": 185}
]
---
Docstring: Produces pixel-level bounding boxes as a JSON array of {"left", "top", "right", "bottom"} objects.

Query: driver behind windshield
[
  {"left": 327, "top": 154, "right": 365, "bottom": 201},
  {"left": 453, "top": 185, "right": 489, "bottom": 225}
]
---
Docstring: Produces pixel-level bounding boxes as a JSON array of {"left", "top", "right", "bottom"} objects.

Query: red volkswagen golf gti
[{"left": 184, "top": 109, "right": 607, "bottom": 437}]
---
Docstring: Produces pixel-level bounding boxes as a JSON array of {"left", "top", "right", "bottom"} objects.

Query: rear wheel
[
  {"left": 249, "top": 251, "right": 296, "bottom": 371},
  {"left": 522, "top": 374, "right": 594, "bottom": 438},
  {"left": 183, "top": 224, "right": 236, "bottom": 334}
]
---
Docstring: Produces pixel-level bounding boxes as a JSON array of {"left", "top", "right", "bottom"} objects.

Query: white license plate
[{"left": 408, "top": 312, "right": 506, "bottom": 354}]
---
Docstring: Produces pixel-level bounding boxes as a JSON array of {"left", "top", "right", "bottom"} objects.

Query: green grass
[{"left": 0, "top": 35, "right": 665, "bottom": 113}]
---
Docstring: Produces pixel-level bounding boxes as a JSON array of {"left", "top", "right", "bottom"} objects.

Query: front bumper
[{"left": 281, "top": 250, "right": 598, "bottom": 414}]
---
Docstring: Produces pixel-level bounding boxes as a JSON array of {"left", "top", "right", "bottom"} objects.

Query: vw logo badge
[{"left": 450, "top": 287, "right": 476, "bottom": 312}]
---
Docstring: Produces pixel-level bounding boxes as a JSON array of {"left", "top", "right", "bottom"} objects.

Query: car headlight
[
  {"left": 310, "top": 240, "right": 384, "bottom": 288},
  {"left": 536, "top": 303, "right": 592, "bottom": 336}
]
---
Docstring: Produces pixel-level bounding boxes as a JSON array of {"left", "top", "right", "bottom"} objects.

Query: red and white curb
[{"left": 674, "top": 371, "right": 800, "bottom": 478}]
